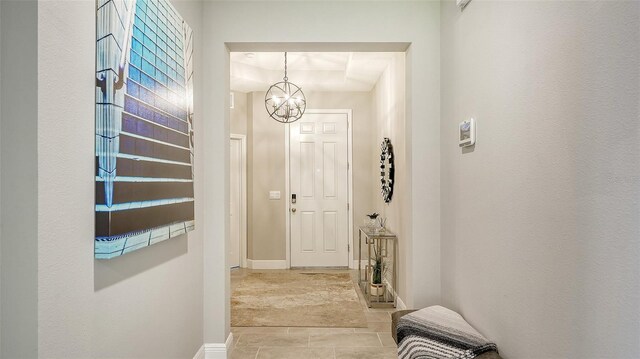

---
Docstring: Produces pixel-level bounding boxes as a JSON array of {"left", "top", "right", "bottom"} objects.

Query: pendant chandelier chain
[{"left": 283, "top": 52, "right": 288, "bottom": 82}]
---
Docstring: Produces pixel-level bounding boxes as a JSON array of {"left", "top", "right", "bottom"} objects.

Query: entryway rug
[{"left": 231, "top": 271, "right": 367, "bottom": 327}]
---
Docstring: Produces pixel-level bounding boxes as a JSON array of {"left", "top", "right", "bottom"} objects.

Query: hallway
[{"left": 229, "top": 269, "right": 398, "bottom": 359}]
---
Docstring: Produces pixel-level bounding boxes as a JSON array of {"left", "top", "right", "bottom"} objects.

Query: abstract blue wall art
[{"left": 95, "top": 0, "right": 194, "bottom": 259}]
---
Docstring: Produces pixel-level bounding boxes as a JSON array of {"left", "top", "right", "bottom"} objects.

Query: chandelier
[{"left": 264, "top": 52, "right": 306, "bottom": 123}]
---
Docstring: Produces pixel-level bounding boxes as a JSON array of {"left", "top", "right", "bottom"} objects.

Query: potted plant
[{"left": 370, "top": 246, "right": 385, "bottom": 296}]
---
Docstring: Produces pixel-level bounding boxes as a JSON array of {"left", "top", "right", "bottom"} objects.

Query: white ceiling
[{"left": 230, "top": 52, "right": 395, "bottom": 93}]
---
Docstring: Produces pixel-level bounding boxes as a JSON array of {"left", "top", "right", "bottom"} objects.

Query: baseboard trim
[
  {"left": 247, "top": 259, "right": 287, "bottom": 269},
  {"left": 226, "top": 333, "right": 234, "bottom": 350},
  {"left": 194, "top": 333, "right": 233, "bottom": 359},
  {"left": 193, "top": 345, "right": 204, "bottom": 359}
]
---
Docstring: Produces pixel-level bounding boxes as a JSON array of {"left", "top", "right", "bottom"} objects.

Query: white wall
[
  {"left": 440, "top": 1, "right": 640, "bottom": 357},
  {"left": 202, "top": 5, "right": 441, "bottom": 343},
  {"left": 0, "top": 0, "right": 39, "bottom": 357},
  {"left": 35, "top": 1, "right": 205, "bottom": 357}
]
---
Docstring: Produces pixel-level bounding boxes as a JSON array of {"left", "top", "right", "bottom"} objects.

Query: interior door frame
[
  {"left": 285, "top": 109, "right": 354, "bottom": 269},
  {"left": 230, "top": 133, "right": 248, "bottom": 268}
]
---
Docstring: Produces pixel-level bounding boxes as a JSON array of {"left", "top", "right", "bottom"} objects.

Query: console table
[{"left": 358, "top": 226, "right": 397, "bottom": 308}]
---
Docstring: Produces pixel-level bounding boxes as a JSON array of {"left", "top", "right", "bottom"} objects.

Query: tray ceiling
[{"left": 230, "top": 52, "right": 396, "bottom": 93}]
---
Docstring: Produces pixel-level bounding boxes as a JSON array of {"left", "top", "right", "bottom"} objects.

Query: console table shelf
[{"left": 358, "top": 226, "right": 397, "bottom": 308}]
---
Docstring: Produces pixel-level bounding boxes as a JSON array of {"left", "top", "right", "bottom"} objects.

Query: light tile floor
[{"left": 230, "top": 268, "right": 399, "bottom": 359}]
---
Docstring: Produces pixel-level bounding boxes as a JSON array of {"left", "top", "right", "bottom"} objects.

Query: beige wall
[
  {"left": 371, "top": 53, "right": 408, "bottom": 305},
  {"left": 441, "top": 1, "right": 640, "bottom": 357},
  {"left": 247, "top": 91, "right": 287, "bottom": 260},
  {"left": 231, "top": 91, "right": 248, "bottom": 136},
  {"left": 247, "top": 91, "right": 375, "bottom": 261}
]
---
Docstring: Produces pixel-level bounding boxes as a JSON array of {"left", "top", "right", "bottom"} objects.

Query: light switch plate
[{"left": 269, "top": 191, "right": 281, "bottom": 200}]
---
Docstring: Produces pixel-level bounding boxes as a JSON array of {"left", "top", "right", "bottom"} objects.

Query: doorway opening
[
  {"left": 227, "top": 50, "right": 406, "bottom": 353},
  {"left": 229, "top": 47, "right": 406, "bottom": 357},
  {"left": 228, "top": 51, "right": 405, "bottom": 270}
]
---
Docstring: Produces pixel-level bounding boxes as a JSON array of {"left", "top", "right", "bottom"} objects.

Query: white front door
[
  {"left": 290, "top": 112, "right": 349, "bottom": 267},
  {"left": 229, "top": 137, "right": 243, "bottom": 268}
]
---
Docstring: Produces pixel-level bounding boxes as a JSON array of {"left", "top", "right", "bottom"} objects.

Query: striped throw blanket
[{"left": 397, "top": 306, "right": 498, "bottom": 359}]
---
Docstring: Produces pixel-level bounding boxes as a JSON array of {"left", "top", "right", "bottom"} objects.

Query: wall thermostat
[{"left": 459, "top": 118, "right": 476, "bottom": 147}]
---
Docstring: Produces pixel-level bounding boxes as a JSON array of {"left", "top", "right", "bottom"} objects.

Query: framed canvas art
[{"left": 95, "top": 0, "right": 194, "bottom": 259}]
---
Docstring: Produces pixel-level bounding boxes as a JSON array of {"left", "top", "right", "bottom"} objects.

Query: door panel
[
  {"left": 323, "top": 142, "right": 337, "bottom": 198},
  {"left": 290, "top": 113, "right": 348, "bottom": 267},
  {"left": 323, "top": 211, "right": 337, "bottom": 252},
  {"left": 301, "top": 211, "right": 316, "bottom": 252},
  {"left": 300, "top": 142, "right": 315, "bottom": 198}
]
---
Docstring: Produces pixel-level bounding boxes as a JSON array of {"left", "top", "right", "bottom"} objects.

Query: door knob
[{"left": 291, "top": 208, "right": 297, "bottom": 213}]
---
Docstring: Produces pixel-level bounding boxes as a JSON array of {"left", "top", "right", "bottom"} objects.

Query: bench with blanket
[{"left": 392, "top": 306, "right": 502, "bottom": 359}]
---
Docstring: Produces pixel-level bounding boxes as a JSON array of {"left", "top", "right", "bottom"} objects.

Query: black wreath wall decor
[{"left": 380, "top": 137, "right": 395, "bottom": 203}]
